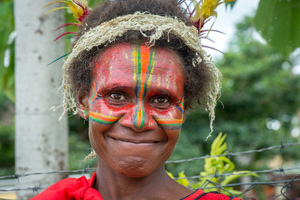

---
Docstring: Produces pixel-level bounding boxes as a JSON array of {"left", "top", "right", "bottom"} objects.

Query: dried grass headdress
[{"left": 45, "top": 0, "right": 233, "bottom": 139}]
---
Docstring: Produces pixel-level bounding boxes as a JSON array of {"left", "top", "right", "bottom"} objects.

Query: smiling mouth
[{"left": 109, "top": 136, "right": 160, "bottom": 144}]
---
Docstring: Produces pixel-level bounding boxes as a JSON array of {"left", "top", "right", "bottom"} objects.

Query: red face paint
[{"left": 88, "top": 43, "right": 185, "bottom": 178}]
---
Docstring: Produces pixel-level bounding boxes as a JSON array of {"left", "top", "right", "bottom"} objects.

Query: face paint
[
  {"left": 90, "top": 82, "right": 100, "bottom": 104},
  {"left": 156, "top": 97, "right": 185, "bottom": 130},
  {"left": 88, "top": 82, "right": 121, "bottom": 125},
  {"left": 89, "top": 110, "right": 120, "bottom": 125},
  {"left": 89, "top": 44, "right": 185, "bottom": 130},
  {"left": 132, "top": 45, "right": 155, "bottom": 129},
  {"left": 87, "top": 43, "right": 186, "bottom": 178}
]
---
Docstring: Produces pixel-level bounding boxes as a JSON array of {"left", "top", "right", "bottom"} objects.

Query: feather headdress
[
  {"left": 44, "top": 0, "right": 90, "bottom": 41},
  {"left": 182, "top": 0, "right": 235, "bottom": 32},
  {"left": 179, "top": 0, "right": 234, "bottom": 53},
  {"left": 45, "top": 0, "right": 234, "bottom": 42}
]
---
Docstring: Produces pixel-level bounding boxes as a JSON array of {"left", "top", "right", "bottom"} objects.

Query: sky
[{"left": 201, "top": 0, "right": 261, "bottom": 59}]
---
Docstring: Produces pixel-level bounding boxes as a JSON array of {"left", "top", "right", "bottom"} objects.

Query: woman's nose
[{"left": 118, "top": 102, "right": 157, "bottom": 132}]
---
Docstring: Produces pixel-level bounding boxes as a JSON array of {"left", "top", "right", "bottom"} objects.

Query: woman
[{"left": 32, "top": 0, "right": 241, "bottom": 199}]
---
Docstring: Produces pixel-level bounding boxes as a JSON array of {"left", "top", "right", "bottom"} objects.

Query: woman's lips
[{"left": 109, "top": 136, "right": 160, "bottom": 144}]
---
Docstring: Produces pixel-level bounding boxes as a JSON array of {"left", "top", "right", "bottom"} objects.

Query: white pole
[{"left": 15, "top": 0, "right": 68, "bottom": 199}]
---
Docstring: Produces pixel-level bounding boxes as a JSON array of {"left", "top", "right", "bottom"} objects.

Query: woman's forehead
[
  {"left": 93, "top": 43, "right": 184, "bottom": 76},
  {"left": 91, "top": 43, "right": 185, "bottom": 96}
]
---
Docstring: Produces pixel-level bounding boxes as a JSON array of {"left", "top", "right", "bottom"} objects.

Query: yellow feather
[
  {"left": 44, "top": 0, "right": 89, "bottom": 23},
  {"left": 43, "top": 0, "right": 68, "bottom": 8},
  {"left": 191, "top": 0, "right": 234, "bottom": 23},
  {"left": 69, "top": 2, "right": 84, "bottom": 19},
  {"left": 44, "top": 7, "right": 69, "bottom": 15}
]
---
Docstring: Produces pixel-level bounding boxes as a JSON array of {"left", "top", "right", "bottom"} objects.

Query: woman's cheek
[
  {"left": 152, "top": 106, "right": 184, "bottom": 131},
  {"left": 89, "top": 100, "right": 124, "bottom": 126}
]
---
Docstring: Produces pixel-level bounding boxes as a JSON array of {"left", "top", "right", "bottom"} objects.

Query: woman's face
[{"left": 81, "top": 43, "right": 185, "bottom": 177}]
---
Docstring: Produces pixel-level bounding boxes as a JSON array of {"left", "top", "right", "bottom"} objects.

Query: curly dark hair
[{"left": 69, "top": 0, "right": 216, "bottom": 109}]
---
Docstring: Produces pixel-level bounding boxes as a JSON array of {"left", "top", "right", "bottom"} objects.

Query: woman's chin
[
  {"left": 106, "top": 156, "right": 163, "bottom": 178},
  {"left": 116, "top": 162, "right": 157, "bottom": 178},
  {"left": 118, "top": 169, "right": 151, "bottom": 178}
]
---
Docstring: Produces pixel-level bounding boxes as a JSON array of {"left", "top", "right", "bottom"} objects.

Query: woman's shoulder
[
  {"left": 30, "top": 172, "right": 103, "bottom": 200},
  {"left": 181, "top": 189, "right": 242, "bottom": 200}
]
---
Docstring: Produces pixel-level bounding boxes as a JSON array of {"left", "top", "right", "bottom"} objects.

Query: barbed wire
[
  {"left": 1, "top": 142, "right": 300, "bottom": 200},
  {"left": 200, "top": 177, "right": 300, "bottom": 189},
  {"left": 1, "top": 172, "right": 299, "bottom": 200},
  {"left": 172, "top": 166, "right": 300, "bottom": 180},
  {"left": 1, "top": 166, "right": 299, "bottom": 183},
  {"left": 166, "top": 142, "right": 300, "bottom": 164},
  {"left": 1, "top": 177, "right": 299, "bottom": 193},
  {"left": 198, "top": 174, "right": 300, "bottom": 199},
  {"left": 0, "top": 168, "right": 95, "bottom": 181},
  {"left": 1, "top": 142, "right": 299, "bottom": 181}
]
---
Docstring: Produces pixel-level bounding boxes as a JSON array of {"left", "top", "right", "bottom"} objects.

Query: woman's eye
[
  {"left": 152, "top": 96, "right": 170, "bottom": 108},
  {"left": 110, "top": 93, "right": 125, "bottom": 101},
  {"left": 154, "top": 97, "right": 169, "bottom": 104}
]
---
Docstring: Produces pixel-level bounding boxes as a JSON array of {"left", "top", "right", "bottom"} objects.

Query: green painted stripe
[
  {"left": 159, "top": 123, "right": 182, "bottom": 126},
  {"left": 90, "top": 116, "right": 116, "bottom": 125}
]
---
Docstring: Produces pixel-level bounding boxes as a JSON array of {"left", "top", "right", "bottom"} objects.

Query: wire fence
[{"left": 0, "top": 142, "right": 300, "bottom": 200}]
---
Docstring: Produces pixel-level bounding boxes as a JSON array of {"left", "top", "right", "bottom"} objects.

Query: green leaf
[
  {"left": 176, "top": 171, "right": 189, "bottom": 187},
  {"left": 221, "top": 171, "right": 259, "bottom": 185},
  {"left": 211, "top": 133, "right": 227, "bottom": 155},
  {"left": 254, "top": 0, "right": 300, "bottom": 57},
  {"left": 166, "top": 171, "right": 175, "bottom": 179},
  {"left": 225, "top": 1, "right": 237, "bottom": 10},
  {"left": 217, "top": 156, "right": 235, "bottom": 173}
]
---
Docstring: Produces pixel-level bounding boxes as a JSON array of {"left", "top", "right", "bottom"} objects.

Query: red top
[{"left": 31, "top": 173, "right": 241, "bottom": 200}]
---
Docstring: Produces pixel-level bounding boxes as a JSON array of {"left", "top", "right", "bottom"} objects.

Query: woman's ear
[{"left": 77, "top": 89, "right": 90, "bottom": 119}]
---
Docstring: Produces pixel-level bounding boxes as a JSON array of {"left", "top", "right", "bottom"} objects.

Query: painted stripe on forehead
[{"left": 132, "top": 45, "right": 155, "bottom": 129}]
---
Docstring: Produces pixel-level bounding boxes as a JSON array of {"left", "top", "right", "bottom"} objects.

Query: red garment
[
  {"left": 31, "top": 173, "right": 241, "bottom": 200},
  {"left": 181, "top": 189, "right": 242, "bottom": 200},
  {"left": 31, "top": 173, "right": 103, "bottom": 200}
]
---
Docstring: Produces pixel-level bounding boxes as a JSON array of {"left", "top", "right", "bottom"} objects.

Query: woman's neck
[{"left": 93, "top": 157, "right": 192, "bottom": 200}]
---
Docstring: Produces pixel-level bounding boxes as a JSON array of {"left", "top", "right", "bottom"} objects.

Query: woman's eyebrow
[
  {"left": 147, "top": 89, "right": 181, "bottom": 101},
  {"left": 100, "top": 85, "right": 135, "bottom": 92}
]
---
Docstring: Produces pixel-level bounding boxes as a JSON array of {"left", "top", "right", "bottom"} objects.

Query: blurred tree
[
  {"left": 0, "top": 93, "right": 14, "bottom": 176},
  {"left": 0, "top": 0, "right": 15, "bottom": 176},
  {"left": 167, "top": 15, "right": 300, "bottom": 176},
  {"left": 254, "top": 0, "right": 300, "bottom": 58},
  {"left": 227, "top": 0, "right": 300, "bottom": 58},
  {"left": 0, "top": 0, "right": 14, "bottom": 101}
]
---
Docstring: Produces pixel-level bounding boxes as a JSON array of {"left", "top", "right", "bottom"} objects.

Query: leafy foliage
[
  {"left": 215, "top": 16, "right": 300, "bottom": 162},
  {"left": 195, "top": 133, "right": 258, "bottom": 196},
  {"left": 0, "top": 92, "right": 14, "bottom": 176},
  {"left": 0, "top": 124, "right": 14, "bottom": 176},
  {"left": 224, "top": 0, "right": 237, "bottom": 10},
  {"left": 167, "top": 15, "right": 300, "bottom": 177},
  {"left": 168, "top": 133, "right": 258, "bottom": 197},
  {"left": 167, "top": 171, "right": 189, "bottom": 187},
  {"left": 0, "top": 0, "right": 14, "bottom": 101},
  {"left": 254, "top": 0, "right": 300, "bottom": 58}
]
